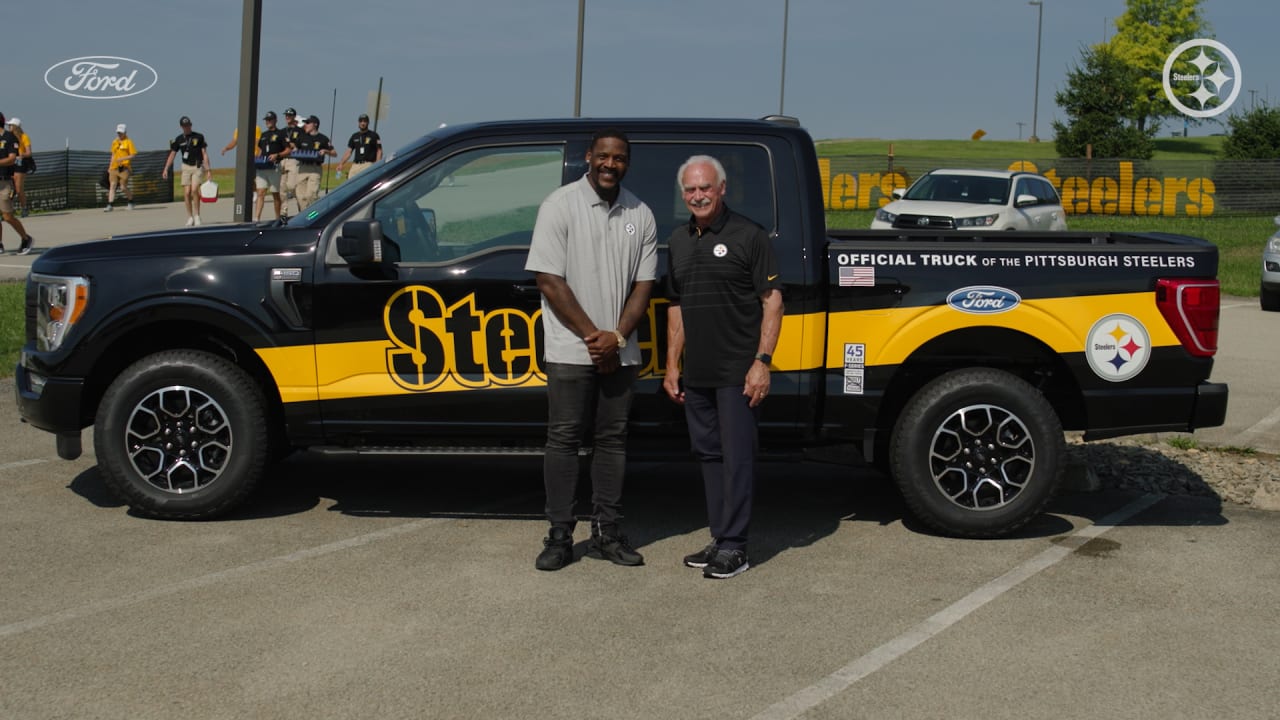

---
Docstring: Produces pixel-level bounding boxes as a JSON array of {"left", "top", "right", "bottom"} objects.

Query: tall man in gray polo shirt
[{"left": 524, "top": 129, "right": 657, "bottom": 571}]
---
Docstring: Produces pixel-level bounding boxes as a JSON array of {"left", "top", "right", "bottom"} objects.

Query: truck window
[
  {"left": 372, "top": 144, "right": 565, "bottom": 263},
  {"left": 624, "top": 143, "right": 775, "bottom": 243}
]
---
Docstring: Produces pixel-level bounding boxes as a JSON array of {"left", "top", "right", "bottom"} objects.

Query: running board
[{"left": 310, "top": 445, "right": 580, "bottom": 457}]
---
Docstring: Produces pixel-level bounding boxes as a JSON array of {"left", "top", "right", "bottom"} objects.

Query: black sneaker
[
  {"left": 17, "top": 236, "right": 32, "bottom": 255},
  {"left": 683, "top": 543, "right": 718, "bottom": 569},
  {"left": 587, "top": 529, "right": 644, "bottom": 566},
  {"left": 703, "top": 548, "right": 749, "bottom": 579},
  {"left": 535, "top": 525, "right": 574, "bottom": 571}
]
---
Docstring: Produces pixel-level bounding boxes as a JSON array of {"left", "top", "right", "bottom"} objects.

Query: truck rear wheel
[
  {"left": 889, "top": 368, "right": 1064, "bottom": 538},
  {"left": 94, "top": 350, "right": 268, "bottom": 519}
]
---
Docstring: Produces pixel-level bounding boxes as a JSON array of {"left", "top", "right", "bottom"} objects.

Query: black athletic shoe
[
  {"left": 535, "top": 525, "right": 575, "bottom": 571},
  {"left": 587, "top": 530, "right": 644, "bottom": 566},
  {"left": 17, "top": 235, "right": 32, "bottom": 255},
  {"left": 703, "top": 548, "right": 750, "bottom": 579},
  {"left": 683, "top": 543, "right": 718, "bottom": 569}
]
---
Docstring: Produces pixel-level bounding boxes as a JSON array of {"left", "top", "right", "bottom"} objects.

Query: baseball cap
[
  {"left": 304, "top": 115, "right": 320, "bottom": 126},
  {"left": 8, "top": 117, "right": 20, "bottom": 127},
  {"left": 358, "top": 113, "right": 369, "bottom": 121},
  {"left": 116, "top": 123, "right": 127, "bottom": 133},
  {"left": 179, "top": 115, "right": 192, "bottom": 126},
  {"left": 264, "top": 111, "right": 277, "bottom": 121},
  {"left": 284, "top": 107, "right": 297, "bottom": 116}
]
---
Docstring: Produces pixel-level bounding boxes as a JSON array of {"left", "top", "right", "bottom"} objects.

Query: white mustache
[{"left": 690, "top": 198, "right": 712, "bottom": 208}]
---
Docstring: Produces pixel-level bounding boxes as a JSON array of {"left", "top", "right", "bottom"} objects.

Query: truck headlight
[
  {"left": 956, "top": 214, "right": 1000, "bottom": 228},
  {"left": 875, "top": 208, "right": 897, "bottom": 224},
  {"left": 32, "top": 274, "right": 90, "bottom": 352}
]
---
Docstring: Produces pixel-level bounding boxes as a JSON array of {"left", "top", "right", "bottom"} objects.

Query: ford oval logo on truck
[
  {"left": 44, "top": 56, "right": 158, "bottom": 99},
  {"left": 946, "top": 285, "right": 1021, "bottom": 314}
]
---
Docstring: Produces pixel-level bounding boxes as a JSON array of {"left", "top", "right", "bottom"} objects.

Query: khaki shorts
[
  {"left": 279, "top": 157, "right": 299, "bottom": 193},
  {"left": 109, "top": 166, "right": 132, "bottom": 185},
  {"left": 348, "top": 161, "right": 374, "bottom": 179},
  {"left": 255, "top": 168, "right": 281, "bottom": 193},
  {"left": 0, "top": 179, "right": 13, "bottom": 214},
  {"left": 294, "top": 167, "right": 321, "bottom": 210},
  {"left": 181, "top": 164, "right": 204, "bottom": 187}
]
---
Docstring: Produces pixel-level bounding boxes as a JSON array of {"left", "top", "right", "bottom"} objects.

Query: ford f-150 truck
[{"left": 15, "top": 117, "right": 1228, "bottom": 537}]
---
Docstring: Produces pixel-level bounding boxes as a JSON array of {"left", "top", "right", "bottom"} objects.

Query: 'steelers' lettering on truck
[{"left": 14, "top": 117, "right": 1228, "bottom": 540}]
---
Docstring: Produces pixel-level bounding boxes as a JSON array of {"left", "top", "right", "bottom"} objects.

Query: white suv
[{"left": 871, "top": 169, "right": 1068, "bottom": 231}]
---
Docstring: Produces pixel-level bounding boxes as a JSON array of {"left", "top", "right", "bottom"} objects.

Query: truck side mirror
[{"left": 338, "top": 219, "right": 401, "bottom": 265}]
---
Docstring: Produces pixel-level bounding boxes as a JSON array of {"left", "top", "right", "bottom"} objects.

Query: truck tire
[
  {"left": 1261, "top": 284, "right": 1280, "bottom": 312},
  {"left": 94, "top": 350, "right": 269, "bottom": 519},
  {"left": 889, "top": 368, "right": 1064, "bottom": 538}
]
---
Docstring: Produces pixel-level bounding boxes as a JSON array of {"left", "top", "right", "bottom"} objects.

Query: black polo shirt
[
  {"left": 0, "top": 130, "right": 17, "bottom": 179},
  {"left": 290, "top": 132, "right": 332, "bottom": 166},
  {"left": 257, "top": 128, "right": 288, "bottom": 166},
  {"left": 666, "top": 206, "right": 781, "bottom": 388},
  {"left": 347, "top": 129, "right": 381, "bottom": 162},
  {"left": 170, "top": 131, "right": 207, "bottom": 166}
]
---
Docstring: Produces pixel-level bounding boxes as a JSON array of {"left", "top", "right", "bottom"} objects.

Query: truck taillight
[{"left": 1155, "top": 278, "right": 1219, "bottom": 357}]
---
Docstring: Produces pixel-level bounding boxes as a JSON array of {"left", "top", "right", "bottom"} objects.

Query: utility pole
[
  {"left": 233, "top": 0, "right": 262, "bottom": 222},
  {"left": 1028, "top": 0, "right": 1043, "bottom": 142}
]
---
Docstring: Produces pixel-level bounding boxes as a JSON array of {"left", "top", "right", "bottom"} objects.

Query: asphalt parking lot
[
  {"left": 4, "top": 203, "right": 1279, "bottom": 718},
  {"left": 2, "top": 388, "right": 1279, "bottom": 719}
]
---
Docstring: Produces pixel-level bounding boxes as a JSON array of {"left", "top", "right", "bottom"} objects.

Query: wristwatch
[
  {"left": 613, "top": 330, "right": 627, "bottom": 349},
  {"left": 755, "top": 352, "right": 772, "bottom": 365}
]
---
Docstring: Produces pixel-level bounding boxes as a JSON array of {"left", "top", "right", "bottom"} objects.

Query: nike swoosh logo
[{"left": 767, "top": 274, "right": 779, "bottom": 281}]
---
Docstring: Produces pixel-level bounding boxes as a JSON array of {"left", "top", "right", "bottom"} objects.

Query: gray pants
[{"left": 542, "top": 362, "right": 638, "bottom": 530}]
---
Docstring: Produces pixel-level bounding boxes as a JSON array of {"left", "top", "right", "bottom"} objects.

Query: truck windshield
[{"left": 285, "top": 135, "right": 437, "bottom": 228}]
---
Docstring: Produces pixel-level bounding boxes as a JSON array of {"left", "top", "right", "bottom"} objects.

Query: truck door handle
[{"left": 513, "top": 283, "right": 541, "bottom": 295}]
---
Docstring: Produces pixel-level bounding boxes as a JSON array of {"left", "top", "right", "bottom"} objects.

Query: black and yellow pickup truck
[{"left": 15, "top": 117, "right": 1228, "bottom": 536}]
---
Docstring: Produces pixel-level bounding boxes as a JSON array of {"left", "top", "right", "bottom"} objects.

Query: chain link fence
[
  {"left": 23, "top": 149, "right": 174, "bottom": 213},
  {"left": 818, "top": 155, "right": 1280, "bottom": 217}
]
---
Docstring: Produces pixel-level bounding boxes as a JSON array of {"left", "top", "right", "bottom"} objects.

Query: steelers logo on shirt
[{"left": 713, "top": 243, "right": 728, "bottom": 258}]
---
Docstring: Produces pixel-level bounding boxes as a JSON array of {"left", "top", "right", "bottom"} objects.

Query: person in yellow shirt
[
  {"left": 7, "top": 118, "right": 32, "bottom": 217},
  {"left": 106, "top": 123, "right": 137, "bottom": 211},
  {"left": 221, "top": 124, "right": 262, "bottom": 155}
]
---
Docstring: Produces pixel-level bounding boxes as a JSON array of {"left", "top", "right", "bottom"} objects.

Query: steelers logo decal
[
  {"left": 1085, "top": 314, "right": 1150, "bottom": 382},
  {"left": 713, "top": 243, "right": 728, "bottom": 258}
]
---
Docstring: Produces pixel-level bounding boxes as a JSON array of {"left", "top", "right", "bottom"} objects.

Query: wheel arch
[
  {"left": 78, "top": 300, "right": 288, "bottom": 437},
  {"left": 876, "top": 326, "right": 1085, "bottom": 437}
]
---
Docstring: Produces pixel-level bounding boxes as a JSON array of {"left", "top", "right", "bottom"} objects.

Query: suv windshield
[{"left": 904, "top": 174, "right": 1011, "bottom": 205}]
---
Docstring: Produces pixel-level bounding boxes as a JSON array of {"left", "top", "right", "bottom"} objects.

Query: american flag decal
[{"left": 839, "top": 266, "right": 875, "bottom": 287}]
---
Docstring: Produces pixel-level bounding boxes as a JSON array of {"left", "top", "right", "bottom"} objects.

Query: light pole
[
  {"left": 779, "top": 0, "right": 790, "bottom": 115},
  {"left": 574, "top": 0, "right": 584, "bottom": 117},
  {"left": 1028, "top": 0, "right": 1043, "bottom": 142}
]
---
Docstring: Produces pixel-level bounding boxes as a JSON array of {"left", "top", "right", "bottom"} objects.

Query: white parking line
[
  {"left": 1240, "top": 405, "right": 1280, "bottom": 442},
  {"left": 749, "top": 493, "right": 1164, "bottom": 720},
  {"left": 0, "top": 459, "right": 48, "bottom": 472},
  {"left": 0, "top": 492, "right": 538, "bottom": 640}
]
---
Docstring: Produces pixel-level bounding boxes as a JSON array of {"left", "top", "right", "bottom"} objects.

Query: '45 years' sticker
[{"left": 1086, "top": 314, "right": 1150, "bottom": 382}]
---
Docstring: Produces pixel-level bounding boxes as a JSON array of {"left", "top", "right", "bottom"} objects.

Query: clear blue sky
[{"left": 9, "top": 0, "right": 1274, "bottom": 155}]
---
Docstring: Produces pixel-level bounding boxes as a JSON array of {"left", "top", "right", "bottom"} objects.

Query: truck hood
[{"left": 29, "top": 223, "right": 321, "bottom": 273}]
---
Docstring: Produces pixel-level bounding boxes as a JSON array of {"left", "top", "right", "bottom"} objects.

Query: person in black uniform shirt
[
  {"left": 337, "top": 113, "right": 382, "bottom": 179},
  {"left": 278, "top": 108, "right": 303, "bottom": 215},
  {"left": 254, "top": 111, "right": 288, "bottom": 221},
  {"left": 662, "top": 154, "right": 783, "bottom": 580},
  {"left": 281, "top": 115, "right": 335, "bottom": 212},
  {"left": 0, "top": 113, "right": 34, "bottom": 254},
  {"left": 161, "top": 116, "right": 212, "bottom": 226}
]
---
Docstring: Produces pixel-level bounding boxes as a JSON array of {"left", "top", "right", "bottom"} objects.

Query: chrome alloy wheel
[
  {"left": 124, "top": 385, "right": 232, "bottom": 494},
  {"left": 929, "top": 404, "right": 1035, "bottom": 511}
]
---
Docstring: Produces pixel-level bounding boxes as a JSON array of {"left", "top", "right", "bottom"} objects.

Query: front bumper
[{"left": 14, "top": 361, "right": 88, "bottom": 435}]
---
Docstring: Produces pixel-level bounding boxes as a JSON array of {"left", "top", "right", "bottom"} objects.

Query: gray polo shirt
[{"left": 525, "top": 174, "right": 658, "bottom": 366}]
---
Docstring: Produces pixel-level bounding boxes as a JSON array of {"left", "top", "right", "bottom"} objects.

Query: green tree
[
  {"left": 1052, "top": 45, "right": 1156, "bottom": 159},
  {"left": 1105, "top": 0, "right": 1211, "bottom": 132},
  {"left": 1221, "top": 105, "right": 1280, "bottom": 159}
]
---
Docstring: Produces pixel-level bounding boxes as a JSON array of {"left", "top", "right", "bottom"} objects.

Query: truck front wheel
[
  {"left": 94, "top": 350, "right": 268, "bottom": 519},
  {"left": 890, "top": 368, "right": 1064, "bottom": 538}
]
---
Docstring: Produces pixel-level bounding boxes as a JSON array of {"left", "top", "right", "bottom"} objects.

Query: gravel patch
[{"left": 1067, "top": 433, "right": 1280, "bottom": 511}]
